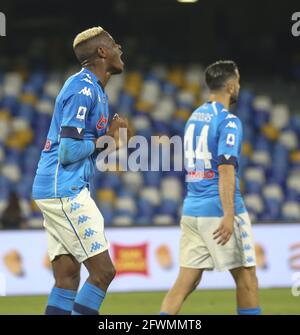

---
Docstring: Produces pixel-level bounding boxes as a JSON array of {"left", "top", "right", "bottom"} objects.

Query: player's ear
[
  {"left": 97, "top": 46, "right": 107, "bottom": 59},
  {"left": 226, "top": 79, "right": 235, "bottom": 95}
]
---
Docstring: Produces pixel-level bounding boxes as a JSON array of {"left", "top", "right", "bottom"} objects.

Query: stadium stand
[{"left": 0, "top": 65, "right": 300, "bottom": 228}]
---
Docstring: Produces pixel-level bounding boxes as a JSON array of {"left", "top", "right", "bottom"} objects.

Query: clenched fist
[{"left": 107, "top": 114, "right": 132, "bottom": 140}]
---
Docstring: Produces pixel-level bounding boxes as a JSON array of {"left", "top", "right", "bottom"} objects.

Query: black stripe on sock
[
  {"left": 45, "top": 305, "right": 71, "bottom": 315},
  {"left": 73, "top": 303, "right": 98, "bottom": 315}
]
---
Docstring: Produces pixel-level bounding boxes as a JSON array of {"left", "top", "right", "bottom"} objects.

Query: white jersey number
[{"left": 184, "top": 124, "right": 212, "bottom": 169}]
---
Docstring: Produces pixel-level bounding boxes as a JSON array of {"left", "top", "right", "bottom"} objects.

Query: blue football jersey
[
  {"left": 32, "top": 68, "right": 109, "bottom": 199},
  {"left": 182, "top": 101, "right": 247, "bottom": 217}
]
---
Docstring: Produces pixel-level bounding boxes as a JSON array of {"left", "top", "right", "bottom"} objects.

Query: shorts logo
[
  {"left": 67, "top": 194, "right": 78, "bottom": 202},
  {"left": 237, "top": 216, "right": 246, "bottom": 226},
  {"left": 241, "top": 231, "right": 248, "bottom": 239},
  {"left": 77, "top": 215, "right": 91, "bottom": 225},
  {"left": 70, "top": 202, "right": 82, "bottom": 213},
  {"left": 76, "top": 106, "right": 87, "bottom": 120},
  {"left": 83, "top": 228, "right": 97, "bottom": 239},
  {"left": 246, "top": 256, "right": 254, "bottom": 263},
  {"left": 43, "top": 139, "right": 52, "bottom": 151},
  {"left": 91, "top": 242, "right": 102, "bottom": 252},
  {"left": 96, "top": 115, "right": 108, "bottom": 130}
]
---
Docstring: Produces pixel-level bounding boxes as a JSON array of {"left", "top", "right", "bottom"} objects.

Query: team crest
[{"left": 96, "top": 115, "right": 108, "bottom": 130}]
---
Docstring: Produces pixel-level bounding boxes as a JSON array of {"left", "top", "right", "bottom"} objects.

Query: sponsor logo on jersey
[
  {"left": 226, "top": 114, "right": 237, "bottom": 119},
  {"left": 226, "top": 121, "right": 238, "bottom": 129},
  {"left": 186, "top": 170, "right": 215, "bottom": 180},
  {"left": 81, "top": 77, "right": 93, "bottom": 85},
  {"left": 79, "top": 87, "right": 92, "bottom": 97}
]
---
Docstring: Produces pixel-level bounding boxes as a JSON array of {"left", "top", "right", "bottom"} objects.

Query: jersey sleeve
[
  {"left": 217, "top": 115, "right": 243, "bottom": 164},
  {"left": 58, "top": 137, "right": 95, "bottom": 165},
  {"left": 60, "top": 84, "right": 95, "bottom": 140}
]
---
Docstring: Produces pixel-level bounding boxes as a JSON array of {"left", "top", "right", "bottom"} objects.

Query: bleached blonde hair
[{"left": 73, "top": 26, "right": 104, "bottom": 49}]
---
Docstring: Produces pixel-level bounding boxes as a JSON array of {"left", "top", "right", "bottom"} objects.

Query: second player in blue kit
[{"left": 160, "top": 60, "right": 261, "bottom": 316}]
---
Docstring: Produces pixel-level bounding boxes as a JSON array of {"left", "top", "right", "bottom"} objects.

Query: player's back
[{"left": 182, "top": 101, "right": 246, "bottom": 217}]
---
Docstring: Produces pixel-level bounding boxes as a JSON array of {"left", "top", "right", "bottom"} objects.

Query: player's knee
[
  {"left": 236, "top": 268, "right": 258, "bottom": 293},
  {"left": 55, "top": 272, "right": 81, "bottom": 291},
  {"left": 193, "top": 278, "right": 201, "bottom": 291},
  {"left": 89, "top": 265, "right": 116, "bottom": 287},
  {"left": 248, "top": 267, "right": 258, "bottom": 289},
  {"left": 106, "top": 266, "right": 117, "bottom": 283}
]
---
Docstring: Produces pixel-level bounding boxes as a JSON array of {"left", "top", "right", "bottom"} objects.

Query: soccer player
[
  {"left": 160, "top": 60, "right": 261, "bottom": 315},
  {"left": 32, "top": 27, "right": 128, "bottom": 315}
]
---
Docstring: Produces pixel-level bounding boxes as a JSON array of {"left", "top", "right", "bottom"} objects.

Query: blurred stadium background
[{"left": 0, "top": 0, "right": 300, "bottom": 314}]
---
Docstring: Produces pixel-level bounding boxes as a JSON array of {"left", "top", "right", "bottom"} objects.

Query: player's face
[
  {"left": 229, "top": 69, "right": 240, "bottom": 105},
  {"left": 104, "top": 32, "right": 124, "bottom": 74}
]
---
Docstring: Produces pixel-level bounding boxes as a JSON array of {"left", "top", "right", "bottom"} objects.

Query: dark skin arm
[{"left": 213, "top": 164, "right": 235, "bottom": 245}]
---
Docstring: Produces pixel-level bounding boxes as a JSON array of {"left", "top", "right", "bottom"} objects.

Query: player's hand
[
  {"left": 107, "top": 113, "right": 131, "bottom": 136},
  {"left": 213, "top": 214, "right": 234, "bottom": 245},
  {"left": 106, "top": 113, "right": 132, "bottom": 148}
]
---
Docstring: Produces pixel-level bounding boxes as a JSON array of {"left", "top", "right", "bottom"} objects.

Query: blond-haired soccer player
[
  {"left": 160, "top": 61, "right": 261, "bottom": 315},
  {"left": 32, "top": 27, "right": 127, "bottom": 315}
]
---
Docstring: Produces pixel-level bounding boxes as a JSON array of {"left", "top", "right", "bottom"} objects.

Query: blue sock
[
  {"left": 237, "top": 307, "right": 261, "bottom": 315},
  {"left": 72, "top": 282, "right": 106, "bottom": 315},
  {"left": 160, "top": 312, "right": 170, "bottom": 315},
  {"left": 45, "top": 287, "right": 77, "bottom": 315}
]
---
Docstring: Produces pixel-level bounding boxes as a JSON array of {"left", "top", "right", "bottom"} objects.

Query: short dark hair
[{"left": 204, "top": 60, "right": 238, "bottom": 90}]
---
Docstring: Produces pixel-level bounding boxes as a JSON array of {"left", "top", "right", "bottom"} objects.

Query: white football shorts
[
  {"left": 35, "top": 187, "right": 109, "bottom": 263},
  {"left": 179, "top": 212, "right": 256, "bottom": 271}
]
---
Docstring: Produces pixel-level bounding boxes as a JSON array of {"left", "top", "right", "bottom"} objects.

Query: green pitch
[{"left": 0, "top": 288, "right": 298, "bottom": 315}]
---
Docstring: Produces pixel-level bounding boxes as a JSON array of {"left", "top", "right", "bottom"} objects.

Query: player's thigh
[
  {"left": 173, "top": 267, "right": 204, "bottom": 293},
  {"left": 180, "top": 216, "right": 214, "bottom": 270},
  {"left": 35, "top": 199, "right": 75, "bottom": 264}
]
